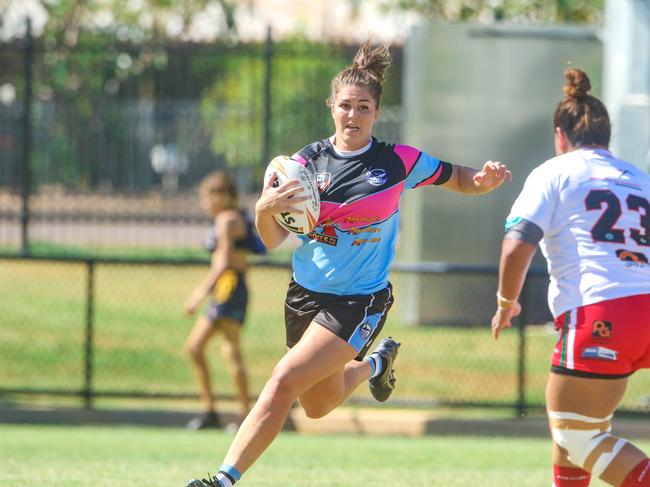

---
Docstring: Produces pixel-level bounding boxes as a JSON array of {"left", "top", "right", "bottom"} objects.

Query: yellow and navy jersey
[{"left": 204, "top": 210, "right": 266, "bottom": 255}]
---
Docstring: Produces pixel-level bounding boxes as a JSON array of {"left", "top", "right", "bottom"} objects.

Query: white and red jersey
[{"left": 507, "top": 148, "right": 650, "bottom": 317}]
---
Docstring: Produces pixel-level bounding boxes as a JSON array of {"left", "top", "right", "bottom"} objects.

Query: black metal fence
[
  {"left": 0, "top": 26, "right": 402, "bottom": 256},
  {"left": 3, "top": 255, "right": 650, "bottom": 415}
]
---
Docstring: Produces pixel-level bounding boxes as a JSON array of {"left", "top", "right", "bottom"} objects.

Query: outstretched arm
[{"left": 442, "top": 160, "right": 512, "bottom": 194}]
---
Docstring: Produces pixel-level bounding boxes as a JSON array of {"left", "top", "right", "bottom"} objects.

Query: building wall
[
  {"left": 397, "top": 23, "right": 601, "bottom": 324},
  {"left": 604, "top": 0, "right": 650, "bottom": 170}
]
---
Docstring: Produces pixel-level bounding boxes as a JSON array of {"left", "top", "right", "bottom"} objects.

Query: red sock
[
  {"left": 553, "top": 465, "right": 591, "bottom": 486},
  {"left": 622, "top": 458, "right": 650, "bottom": 486}
]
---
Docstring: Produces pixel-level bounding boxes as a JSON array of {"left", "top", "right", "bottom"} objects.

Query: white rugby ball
[{"left": 264, "top": 155, "right": 320, "bottom": 235}]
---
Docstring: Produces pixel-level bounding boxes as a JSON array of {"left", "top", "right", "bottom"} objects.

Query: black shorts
[
  {"left": 204, "top": 269, "right": 248, "bottom": 325},
  {"left": 284, "top": 279, "right": 394, "bottom": 360}
]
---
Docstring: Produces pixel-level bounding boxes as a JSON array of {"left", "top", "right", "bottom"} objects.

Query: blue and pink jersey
[{"left": 290, "top": 136, "right": 451, "bottom": 295}]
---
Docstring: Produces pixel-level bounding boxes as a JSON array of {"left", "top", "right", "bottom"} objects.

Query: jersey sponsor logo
[
  {"left": 307, "top": 225, "right": 338, "bottom": 246},
  {"left": 350, "top": 226, "right": 381, "bottom": 235},
  {"left": 592, "top": 320, "right": 612, "bottom": 339},
  {"left": 315, "top": 172, "right": 332, "bottom": 192},
  {"left": 366, "top": 168, "right": 388, "bottom": 186},
  {"left": 352, "top": 237, "right": 381, "bottom": 246},
  {"left": 345, "top": 216, "right": 380, "bottom": 223},
  {"left": 616, "top": 249, "right": 649, "bottom": 263},
  {"left": 580, "top": 346, "right": 618, "bottom": 361}
]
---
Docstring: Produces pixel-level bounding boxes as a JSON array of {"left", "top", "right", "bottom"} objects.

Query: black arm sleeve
[
  {"left": 432, "top": 161, "right": 453, "bottom": 186},
  {"left": 503, "top": 218, "right": 543, "bottom": 246}
]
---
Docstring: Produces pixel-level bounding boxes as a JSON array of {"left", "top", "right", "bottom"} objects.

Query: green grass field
[
  {"left": 2, "top": 258, "right": 650, "bottom": 411},
  {"left": 7, "top": 423, "right": 649, "bottom": 487}
]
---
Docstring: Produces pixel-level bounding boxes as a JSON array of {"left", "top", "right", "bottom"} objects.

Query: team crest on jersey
[
  {"left": 366, "top": 168, "right": 387, "bottom": 186},
  {"left": 616, "top": 249, "right": 649, "bottom": 263},
  {"left": 315, "top": 172, "right": 332, "bottom": 192},
  {"left": 591, "top": 320, "right": 612, "bottom": 339}
]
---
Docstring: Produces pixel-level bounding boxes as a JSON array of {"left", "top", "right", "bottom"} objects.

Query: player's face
[
  {"left": 330, "top": 85, "right": 379, "bottom": 151},
  {"left": 200, "top": 188, "right": 228, "bottom": 216}
]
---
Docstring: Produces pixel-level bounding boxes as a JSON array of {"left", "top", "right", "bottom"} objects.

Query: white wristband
[
  {"left": 496, "top": 292, "right": 517, "bottom": 310},
  {"left": 496, "top": 292, "right": 516, "bottom": 303}
]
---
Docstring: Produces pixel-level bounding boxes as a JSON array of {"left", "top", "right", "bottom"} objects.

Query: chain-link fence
[{"left": 3, "top": 255, "right": 649, "bottom": 414}]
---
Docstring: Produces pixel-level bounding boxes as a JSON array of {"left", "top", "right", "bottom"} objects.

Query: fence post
[
  {"left": 261, "top": 25, "right": 272, "bottom": 167},
  {"left": 83, "top": 259, "right": 95, "bottom": 409},
  {"left": 19, "top": 17, "right": 34, "bottom": 256},
  {"left": 516, "top": 281, "right": 528, "bottom": 417}
]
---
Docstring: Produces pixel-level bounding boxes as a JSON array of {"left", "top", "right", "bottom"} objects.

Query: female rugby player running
[
  {"left": 186, "top": 40, "right": 511, "bottom": 487},
  {"left": 492, "top": 69, "right": 650, "bottom": 487}
]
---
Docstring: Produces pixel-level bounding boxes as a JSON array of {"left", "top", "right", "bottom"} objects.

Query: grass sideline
[
  {"left": 8, "top": 423, "right": 647, "bottom": 487},
  {"left": 2, "top": 257, "right": 650, "bottom": 410}
]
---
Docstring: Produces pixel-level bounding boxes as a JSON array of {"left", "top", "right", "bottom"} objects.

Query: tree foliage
[
  {"left": 34, "top": 0, "right": 236, "bottom": 45},
  {"left": 378, "top": 0, "right": 604, "bottom": 23},
  {"left": 17, "top": 0, "right": 238, "bottom": 189}
]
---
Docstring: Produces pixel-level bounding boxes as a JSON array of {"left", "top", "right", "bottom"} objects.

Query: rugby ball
[{"left": 264, "top": 155, "right": 320, "bottom": 235}]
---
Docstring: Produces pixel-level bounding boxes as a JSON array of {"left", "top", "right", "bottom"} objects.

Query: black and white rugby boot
[
  {"left": 368, "top": 336, "right": 401, "bottom": 402},
  {"left": 185, "top": 475, "right": 221, "bottom": 487}
]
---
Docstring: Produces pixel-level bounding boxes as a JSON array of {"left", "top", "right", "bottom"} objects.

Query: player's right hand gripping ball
[{"left": 264, "top": 155, "right": 320, "bottom": 235}]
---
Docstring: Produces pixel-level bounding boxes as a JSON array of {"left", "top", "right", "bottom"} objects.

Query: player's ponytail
[
  {"left": 553, "top": 68, "right": 611, "bottom": 147},
  {"left": 327, "top": 40, "right": 392, "bottom": 109},
  {"left": 351, "top": 41, "right": 391, "bottom": 84}
]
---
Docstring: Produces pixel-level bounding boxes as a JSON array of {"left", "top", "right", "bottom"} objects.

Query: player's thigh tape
[{"left": 549, "top": 411, "right": 629, "bottom": 478}]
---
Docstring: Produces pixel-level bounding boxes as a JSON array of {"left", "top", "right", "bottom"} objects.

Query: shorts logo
[
  {"left": 581, "top": 346, "right": 618, "bottom": 361},
  {"left": 592, "top": 320, "right": 612, "bottom": 339},
  {"left": 366, "top": 168, "right": 387, "bottom": 186},
  {"left": 359, "top": 322, "right": 372, "bottom": 340},
  {"left": 315, "top": 172, "right": 331, "bottom": 192}
]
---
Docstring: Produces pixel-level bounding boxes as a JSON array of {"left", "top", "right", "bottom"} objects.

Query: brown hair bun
[
  {"left": 351, "top": 42, "right": 391, "bottom": 83},
  {"left": 326, "top": 40, "right": 392, "bottom": 108},
  {"left": 563, "top": 68, "right": 591, "bottom": 100}
]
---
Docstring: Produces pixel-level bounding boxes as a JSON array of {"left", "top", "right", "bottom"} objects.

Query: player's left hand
[
  {"left": 473, "top": 160, "right": 512, "bottom": 191},
  {"left": 491, "top": 301, "right": 521, "bottom": 340},
  {"left": 184, "top": 291, "right": 203, "bottom": 315}
]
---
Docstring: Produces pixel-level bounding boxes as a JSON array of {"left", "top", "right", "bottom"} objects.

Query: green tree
[
  {"left": 22, "top": 0, "right": 238, "bottom": 189},
  {"left": 200, "top": 41, "right": 355, "bottom": 173},
  {"left": 377, "top": 0, "right": 604, "bottom": 23}
]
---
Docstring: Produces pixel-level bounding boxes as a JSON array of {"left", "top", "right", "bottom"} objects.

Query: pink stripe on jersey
[
  {"left": 394, "top": 144, "right": 421, "bottom": 173},
  {"left": 414, "top": 161, "right": 444, "bottom": 188},
  {"left": 319, "top": 183, "right": 404, "bottom": 230},
  {"left": 292, "top": 154, "right": 308, "bottom": 166}
]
